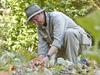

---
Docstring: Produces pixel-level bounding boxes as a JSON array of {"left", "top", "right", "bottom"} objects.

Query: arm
[
  {"left": 37, "top": 28, "right": 49, "bottom": 57},
  {"left": 47, "top": 13, "right": 65, "bottom": 56}
]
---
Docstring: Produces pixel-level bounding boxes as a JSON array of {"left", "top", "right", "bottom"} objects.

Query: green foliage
[
  {"left": 44, "top": 0, "right": 96, "bottom": 18},
  {"left": 82, "top": 50, "right": 100, "bottom": 63},
  {"left": 0, "top": 0, "right": 38, "bottom": 54}
]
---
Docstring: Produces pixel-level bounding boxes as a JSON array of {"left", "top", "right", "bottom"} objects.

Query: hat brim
[{"left": 25, "top": 8, "right": 45, "bottom": 25}]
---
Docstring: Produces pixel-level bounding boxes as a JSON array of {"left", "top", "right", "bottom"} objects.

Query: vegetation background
[{"left": 0, "top": 0, "right": 100, "bottom": 72}]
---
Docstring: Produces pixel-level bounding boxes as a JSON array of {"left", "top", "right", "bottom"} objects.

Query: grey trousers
[{"left": 56, "top": 28, "right": 91, "bottom": 64}]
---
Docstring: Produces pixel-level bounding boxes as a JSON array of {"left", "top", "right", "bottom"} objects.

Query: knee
[{"left": 65, "top": 29, "right": 75, "bottom": 37}]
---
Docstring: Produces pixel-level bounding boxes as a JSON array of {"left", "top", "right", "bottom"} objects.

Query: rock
[{"left": 94, "top": 68, "right": 100, "bottom": 75}]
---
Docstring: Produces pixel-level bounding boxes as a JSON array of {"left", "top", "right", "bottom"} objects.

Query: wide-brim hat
[{"left": 25, "top": 4, "right": 45, "bottom": 25}]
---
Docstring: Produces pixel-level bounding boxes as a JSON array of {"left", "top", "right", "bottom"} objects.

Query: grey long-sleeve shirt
[{"left": 37, "top": 11, "right": 80, "bottom": 55}]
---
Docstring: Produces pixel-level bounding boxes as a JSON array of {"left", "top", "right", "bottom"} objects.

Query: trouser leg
[{"left": 64, "top": 28, "right": 81, "bottom": 64}]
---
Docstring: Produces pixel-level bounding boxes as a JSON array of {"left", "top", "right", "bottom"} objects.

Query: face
[{"left": 30, "top": 12, "right": 45, "bottom": 26}]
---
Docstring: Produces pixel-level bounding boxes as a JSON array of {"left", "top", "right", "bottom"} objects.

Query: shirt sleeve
[
  {"left": 37, "top": 29, "right": 49, "bottom": 55},
  {"left": 51, "top": 14, "right": 65, "bottom": 49}
]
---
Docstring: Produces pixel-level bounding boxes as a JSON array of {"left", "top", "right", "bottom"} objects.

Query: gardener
[{"left": 25, "top": 4, "right": 92, "bottom": 65}]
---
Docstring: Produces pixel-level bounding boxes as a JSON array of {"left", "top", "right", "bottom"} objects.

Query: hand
[
  {"left": 30, "top": 55, "right": 49, "bottom": 68},
  {"left": 34, "top": 56, "right": 49, "bottom": 65},
  {"left": 38, "top": 55, "right": 45, "bottom": 59},
  {"left": 31, "top": 55, "right": 47, "bottom": 65},
  {"left": 29, "top": 56, "right": 43, "bottom": 68},
  {"left": 33, "top": 56, "right": 43, "bottom": 65},
  {"left": 41, "top": 56, "right": 49, "bottom": 64}
]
